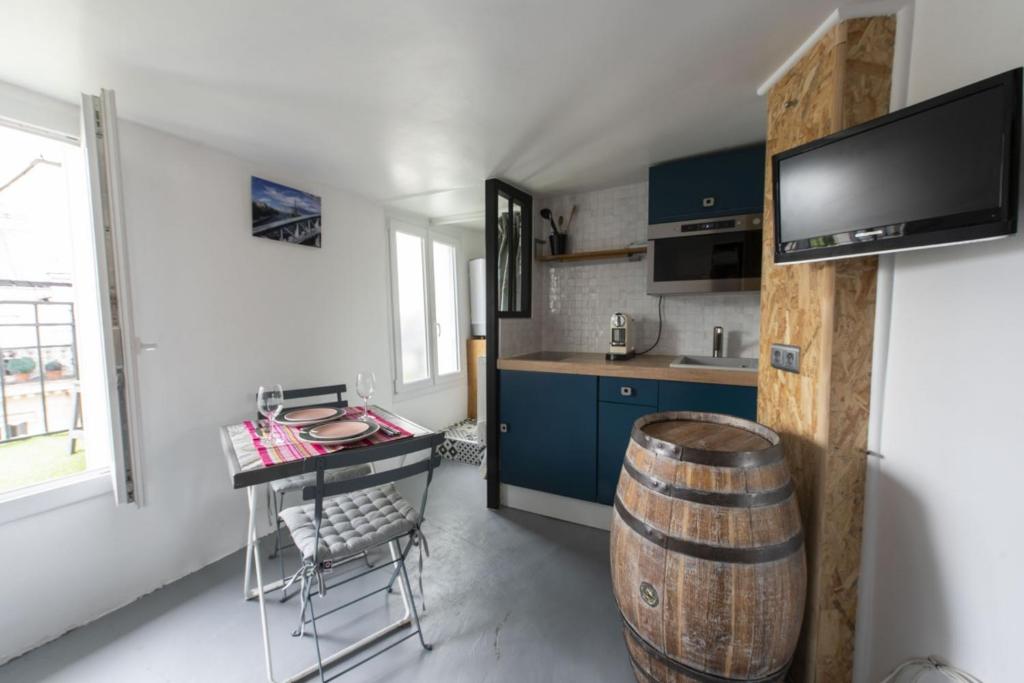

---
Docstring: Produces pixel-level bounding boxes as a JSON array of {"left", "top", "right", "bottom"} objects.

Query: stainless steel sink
[{"left": 670, "top": 355, "right": 759, "bottom": 371}]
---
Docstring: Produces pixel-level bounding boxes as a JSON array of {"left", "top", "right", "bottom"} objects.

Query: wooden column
[
  {"left": 756, "top": 16, "right": 895, "bottom": 683},
  {"left": 467, "top": 338, "right": 486, "bottom": 419}
]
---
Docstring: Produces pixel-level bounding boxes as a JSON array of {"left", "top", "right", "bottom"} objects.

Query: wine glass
[
  {"left": 257, "top": 384, "right": 284, "bottom": 445},
  {"left": 356, "top": 371, "right": 376, "bottom": 421}
]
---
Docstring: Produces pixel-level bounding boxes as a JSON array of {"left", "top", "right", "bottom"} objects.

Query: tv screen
[{"left": 773, "top": 68, "right": 1021, "bottom": 264}]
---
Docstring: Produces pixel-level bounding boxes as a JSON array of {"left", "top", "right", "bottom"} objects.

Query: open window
[
  {"left": 0, "top": 120, "right": 94, "bottom": 496},
  {"left": 388, "top": 218, "right": 464, "bottom": 394},
  {"left": 0, "top": 90, "right": 141, "bottom": 507}
]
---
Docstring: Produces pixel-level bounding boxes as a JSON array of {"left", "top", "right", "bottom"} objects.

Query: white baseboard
[{"left": 500, "top": 484, "right": 612, "bottom": 531}]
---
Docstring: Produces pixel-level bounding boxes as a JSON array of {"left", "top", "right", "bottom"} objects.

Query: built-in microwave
[{"left": 646, "top": 213, "right": 763, "bottom": 295}]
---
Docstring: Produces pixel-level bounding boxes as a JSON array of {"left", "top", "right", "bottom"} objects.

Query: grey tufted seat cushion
[
  {"left": 280, "top": 484, "right": 420, "bottom": 561},
  {"left": 270, "top": 464, "right": 373, "bottom": 496}
]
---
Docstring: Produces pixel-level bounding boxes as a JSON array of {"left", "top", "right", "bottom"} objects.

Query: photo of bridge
[{"left": 250, "top": 176, "right": 322, "bottom": 247}]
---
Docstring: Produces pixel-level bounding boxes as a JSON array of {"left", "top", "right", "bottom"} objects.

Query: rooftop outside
[{"left": 1, "top": 119, "right": 92, "bottom": 496}]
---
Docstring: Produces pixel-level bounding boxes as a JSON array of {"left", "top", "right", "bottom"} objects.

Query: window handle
[
  {"left": 135, "top": 339, "right": 159, "bottom": 353},
  {"left": 436, "top": 322, "right": 441, "bottom": 337}
]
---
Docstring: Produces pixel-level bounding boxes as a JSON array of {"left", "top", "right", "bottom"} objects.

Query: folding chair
[
  {"left": 244, "top": 383, "right": 372, "bottom": 602},
  {"left": 278, "top": 447, "right": 441, "bottom": 681}
]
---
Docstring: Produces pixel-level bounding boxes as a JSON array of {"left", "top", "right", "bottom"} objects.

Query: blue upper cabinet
[
  {"left": 499, "top": 370, "right": 598, "bottom": 502},
  {"left": 648, "top": 143, "right": 766, "bottom": 224}
]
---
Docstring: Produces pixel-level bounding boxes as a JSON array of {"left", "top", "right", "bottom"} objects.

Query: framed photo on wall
[{"left": 251, "top": 176, "right": 322, "bottom": 248}]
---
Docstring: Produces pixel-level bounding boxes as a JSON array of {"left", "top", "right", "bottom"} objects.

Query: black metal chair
[
  {"left": 280, "top": 445, "right": 440, "bottom": 681},
  {"left": 251, "top": 384, "right": 373, "bottom": 600}
]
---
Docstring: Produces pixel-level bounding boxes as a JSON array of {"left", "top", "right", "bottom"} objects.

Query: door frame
[{"left": 485, "top": 178, "right": 533, "bottom": 508}]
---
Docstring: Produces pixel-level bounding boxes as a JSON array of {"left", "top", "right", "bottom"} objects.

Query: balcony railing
[{"left": 0, "top": 300, "right": 79, "bottom": 441}]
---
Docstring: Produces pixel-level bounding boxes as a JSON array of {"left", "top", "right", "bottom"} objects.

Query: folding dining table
[{"left": 220, "top": 405, "right": 444, "bottom": 683}]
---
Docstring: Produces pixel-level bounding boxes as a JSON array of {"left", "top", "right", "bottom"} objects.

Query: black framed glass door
[{"left": 484, "top": 178, "right": 532, "bottom": 508}]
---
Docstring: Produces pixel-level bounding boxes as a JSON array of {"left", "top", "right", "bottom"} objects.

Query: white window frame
[
  {"left": 0, "top": 115, "right": 117, "bottom": 517},
  {"left": 387, "top": 218, "right": 466, "bottom": 396},
  {"left": 0, "top": 93, "right": 140, "bottom": 514},
  {"left": 80, "top": 90, "right": 144, "bottom": 506}
]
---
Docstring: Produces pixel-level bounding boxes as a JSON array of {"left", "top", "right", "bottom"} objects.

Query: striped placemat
[{"left": 229, "top": 409, "right": 412, "bottom": 469}]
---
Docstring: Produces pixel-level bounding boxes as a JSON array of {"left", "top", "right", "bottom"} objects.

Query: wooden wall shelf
[{"left": 538, "top": 246, "right": 647, "bottom": 263}]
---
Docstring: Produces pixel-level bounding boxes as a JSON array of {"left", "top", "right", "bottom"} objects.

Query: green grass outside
[{"left": 0, "top": 432, "right": 86, "bottom": 495}]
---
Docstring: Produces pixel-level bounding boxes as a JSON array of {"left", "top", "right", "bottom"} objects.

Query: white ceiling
[{"left": 0, "top": 1, "right": 851, "bottom": 226}]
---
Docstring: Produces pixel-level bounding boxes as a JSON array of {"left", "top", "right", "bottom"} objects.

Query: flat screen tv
[{"left": 773, "top": 67, "right": 1021, "bottom": 264}]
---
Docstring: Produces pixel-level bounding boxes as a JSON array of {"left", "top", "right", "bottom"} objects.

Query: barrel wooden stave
[
  {"left": 623, "top": 624, "right": 790, "bottom": 683},
  {"left": 624, "top": 625, "right": 700, "bottom": 683},
  {"left": 610, "top": 412, "right": 806, "bottom": 683}
]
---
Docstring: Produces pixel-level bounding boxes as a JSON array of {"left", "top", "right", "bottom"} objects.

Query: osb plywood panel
[
  {"left": 841, "top": 18, "right": 897, "bottom": 130},
  {"left": 756, "top": 15, "right": 894, "bottom": 683},
  {"left": 816, "top": 17, "right": 894, "bottom": 682},
  {"left": 758, "top": 26, "right": 842, "bottom": 682}
]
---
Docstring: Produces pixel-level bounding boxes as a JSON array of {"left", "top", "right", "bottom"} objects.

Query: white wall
[
  {"left": 860, "top": 2, "right": 1024, "bottom": 681},
  {"left": 0, "top": 83, "right": 475, "bottom": 662}
]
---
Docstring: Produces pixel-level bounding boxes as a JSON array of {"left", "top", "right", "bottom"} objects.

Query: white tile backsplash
[{"left": 528, "top": 181, "right": 761, "bottom": 358}]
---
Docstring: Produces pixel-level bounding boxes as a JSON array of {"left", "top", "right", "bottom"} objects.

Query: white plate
[
  {"left": 276, "top": 406, "right": 346, "bottom": 427},
  {"left": 298, "top": 419, "right": 379, "bottom": 445}
]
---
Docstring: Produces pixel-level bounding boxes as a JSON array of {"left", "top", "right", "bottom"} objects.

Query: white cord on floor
[{"left": 880, "top": 656, "right": 984, "bottom": 683}]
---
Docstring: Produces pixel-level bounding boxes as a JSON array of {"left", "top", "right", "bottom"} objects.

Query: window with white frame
[
  {"left": 0, "top": 91, "right": 140, "bottom": 507},
  {"left": 389, "top": 219, "right": 463, "bottom": 393}
]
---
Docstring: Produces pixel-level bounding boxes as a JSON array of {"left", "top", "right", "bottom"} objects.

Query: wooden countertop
[{"left": 497, "top": 352, "right": 758, "bottom": 387}]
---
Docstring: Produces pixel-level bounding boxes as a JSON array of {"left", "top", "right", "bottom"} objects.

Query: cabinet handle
[
  {"left": 500, "top": 423, "right": 509, "bottom": 433},
  {"left": 620, "top": 386, "right": 634, "bottom": 397}
]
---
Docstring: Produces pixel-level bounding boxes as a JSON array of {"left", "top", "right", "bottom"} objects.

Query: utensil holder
[{"left": 549, "top": 233, "right": 568, "bottom": 256}]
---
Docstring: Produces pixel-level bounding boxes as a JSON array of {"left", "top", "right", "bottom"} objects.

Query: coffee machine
[{"left": 606, "top": 313, "right": 635, "bottom": 361}]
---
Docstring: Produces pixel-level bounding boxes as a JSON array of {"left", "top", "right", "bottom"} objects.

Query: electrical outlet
[{"left": 770, "top": 343, "right": 800, "bottom": 373}]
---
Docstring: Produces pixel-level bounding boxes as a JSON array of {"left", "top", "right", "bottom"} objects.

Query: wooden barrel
[{"left": 609, "top": 411, "right": 806, "bottom": 683}]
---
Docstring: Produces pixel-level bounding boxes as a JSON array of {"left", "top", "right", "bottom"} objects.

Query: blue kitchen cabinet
[
  {"left": 598, "top": 376, "right": 659, "bottom": 407},
  {"left": 498, "top": 369, "right": 757, "bottom": 506},
  {"left": 657, "top": 380, "right": 757, "bottom": 421},
  {"left": 499, "top": 370, "right": 598, "bottom": 501},
  {"left": 648, "top": 143, "right": 766, "bottom": 224},
  {"left": 597, "top": 401, "right": 654, "bottom": 505}
]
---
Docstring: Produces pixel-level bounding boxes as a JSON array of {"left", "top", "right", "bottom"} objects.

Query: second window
[{"left": 389, "top": 220, "right": 463, "bottom": 393}]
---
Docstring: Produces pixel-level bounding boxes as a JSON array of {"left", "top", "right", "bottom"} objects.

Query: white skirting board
[{"left": 500, "top": 484, "right": 613, "bottom": 531}]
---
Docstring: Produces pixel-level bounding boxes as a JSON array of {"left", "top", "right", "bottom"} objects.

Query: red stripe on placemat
[{"left": 242, "top": 409, "right": 412, "bottom": 468}]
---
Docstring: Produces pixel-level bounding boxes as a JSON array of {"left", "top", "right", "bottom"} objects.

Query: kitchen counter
[{"left": 497, "top": 351, "right": 758, "bottom": 387}]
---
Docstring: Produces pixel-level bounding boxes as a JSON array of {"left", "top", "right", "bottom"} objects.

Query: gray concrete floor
[{"left": 0, "top": 461, "right": 632, "bottom": 682}]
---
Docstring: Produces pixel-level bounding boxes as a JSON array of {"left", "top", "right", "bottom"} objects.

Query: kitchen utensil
[
  {"left": 565, "top": 205, "right": 578, "bottom": 232},
  {"left": 539, "top": 208, "right": 559, "bottom": 235},
  {"left": 373, "top": 419, "right": 401, "bottom": 437}
]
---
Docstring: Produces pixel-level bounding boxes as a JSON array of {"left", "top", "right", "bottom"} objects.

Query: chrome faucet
[{"left": 712, "top": 326, "right": 724, "bottom": 358}]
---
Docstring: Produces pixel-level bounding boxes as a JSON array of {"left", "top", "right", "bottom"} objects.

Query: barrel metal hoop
[
  {"left": 613, "top": 496, "right": 803, "bottom": 564},
  {"left": 630, "top": 411, "right": 784, "bottom": 468},
  {"left": 622, "top": 617, "right": 791, "bottom": 683},
  {"left": 622, "top": 457, "right": 795, "bottom": 508}
]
